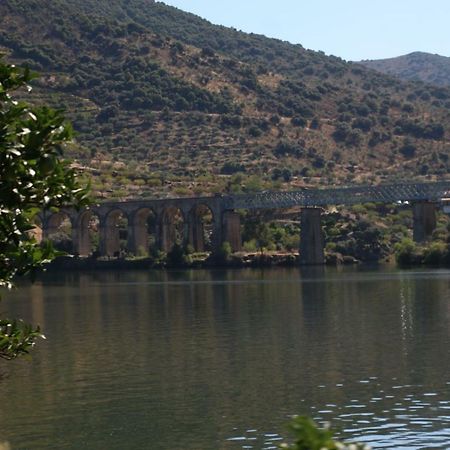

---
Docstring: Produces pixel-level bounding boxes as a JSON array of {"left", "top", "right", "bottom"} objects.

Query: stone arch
[
  {"left": 129, "top": 207, "right": 158, "bottom": 256},
  {"left": 160, "top": 206, "right": 185, "bottom": 253},
  {"left": 44, "top": 211, "right": 73, "bottom": 253},
  {"left": 74, "top": 210, "right": 100, "bottom": 256},
  {"left": 187, "top": 203, "right": 215, "bottom": 252},
  {"left": 100, "top": 208, "right": 129, "bottom": 257}
]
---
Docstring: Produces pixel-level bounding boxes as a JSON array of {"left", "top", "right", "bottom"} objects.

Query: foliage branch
[
  {"left": 0, "top": 57, "right": 89, "bottom": 360},
  {"left": 280, "top": 416, "right": 371, "bottom": 450}
]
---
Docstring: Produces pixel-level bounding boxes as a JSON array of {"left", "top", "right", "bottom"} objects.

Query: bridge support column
[
  {"left": 128, "top": 218, "right": 148, "bottom": 256},
  {"left": 160, "top": 215, "right": 177, "bottom": 253},
  {"left": 72, "top": 211, "right": 93, "bottom": 256},
  {"left": 72, "top": 224, "right": 90, "bottom": 256},
  {"left": 211, "top": 218, "right": 222, "bottom": 254},
  {"left": 413, "top": 202, "right": 436, "bottom": 243},
  {"left": 188, "top": 211, "right": 205, "bottom": 252},
  {"left": 99, "top": 221, "right": 120, "bottom": 257},
  {"left": 300, "top": 208, "right": 325, "bottom": 265},
  {"left": 222, "top": 211, "right": 242, "bottom": 252}
]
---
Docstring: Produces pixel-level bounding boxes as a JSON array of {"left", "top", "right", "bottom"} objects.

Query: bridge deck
[
  {"left": 224, "top": 181, "right": 450, "bottom": 210},
  {"left": 84, "top": 181, "right": 450, "bottom": 212}
]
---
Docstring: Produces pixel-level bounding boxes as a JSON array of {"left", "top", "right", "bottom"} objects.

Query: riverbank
[
  {"left": 45, "top": 248, "right": 450, "bottom": 271},
  {"left": 46, "top": 251, "right": 363, "bottom": 271}
]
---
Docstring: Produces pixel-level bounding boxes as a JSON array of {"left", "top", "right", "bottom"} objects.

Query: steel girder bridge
[{"left": 224, "top": 181, "right": 450, "bottom": 210}]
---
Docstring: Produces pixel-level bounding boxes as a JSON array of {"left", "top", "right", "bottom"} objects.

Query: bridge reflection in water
[{"left": 38, "top": 181, "right": 450, "bottom": 264}]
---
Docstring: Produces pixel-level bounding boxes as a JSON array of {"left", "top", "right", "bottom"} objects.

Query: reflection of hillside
[{"left": 0, "top": 268, "right": 450, "bottom": 449}]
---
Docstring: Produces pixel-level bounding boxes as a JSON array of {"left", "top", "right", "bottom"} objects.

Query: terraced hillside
[{"left": 1, "top": 0, "right": 449, "bottom": 199}]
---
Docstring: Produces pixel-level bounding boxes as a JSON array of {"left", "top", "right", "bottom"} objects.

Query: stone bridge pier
[
  {"left": 187, "top": 207, "right": 206, "bottom": 252},
  {"left": 413, "top": 201, "right": 436, "bottom": 242},
  {"left": 127, "top": 208, "right": 156, "bottom": 255},
  {"left": 73, "top": 211, "right": 93, "bottom": 256},
  {"left": 299, "top": 207, "right": 325, "bottom": 265},
  {"left": 158, "top": 206, "right": 181, "bottom": 253},
  {"left": 99, "top": 210, "right": 122, "bottom": 257},
  {"left": 221, "top": 211, "right": 242, "bottom": 252}
]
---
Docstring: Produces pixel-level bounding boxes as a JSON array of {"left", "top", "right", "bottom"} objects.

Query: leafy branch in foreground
[
  {"left": 279, "top": 416, "right": 371, "bottom": 450},
  {"left": 0, "top": 57, "right": 90, "bottom": 360},
  {"left": 0, "top": 320, "right": 44, "bottom": 361}
]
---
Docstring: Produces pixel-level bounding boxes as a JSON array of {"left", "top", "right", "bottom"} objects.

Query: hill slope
[
  {"left": 359, "top": 52, "right": 450, "bottom": 87},
  {"left": 0, "top": 1, "right": 449, "bottom": 199}
]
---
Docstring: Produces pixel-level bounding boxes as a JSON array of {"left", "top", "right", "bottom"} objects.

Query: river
[{"left": 0, "top": 267, "right": 449, "bottom": 449}]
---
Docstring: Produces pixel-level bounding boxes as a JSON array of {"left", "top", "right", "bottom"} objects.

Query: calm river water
[{"left": 0, "top": 267, "right": 450, "bottom": 449}]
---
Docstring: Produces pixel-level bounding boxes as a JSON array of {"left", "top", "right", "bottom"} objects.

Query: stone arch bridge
[{"left": 39, "top": 181, "right": 450, "bottom": 264}]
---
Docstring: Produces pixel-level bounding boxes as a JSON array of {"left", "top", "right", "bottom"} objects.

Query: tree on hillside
[{"left": 0, "top": 58, "right": 89, "bottom": 360}]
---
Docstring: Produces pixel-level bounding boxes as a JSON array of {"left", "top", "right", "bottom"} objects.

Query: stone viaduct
[{"left": 38, "top": 181, "right": 450, "bottom": 264}]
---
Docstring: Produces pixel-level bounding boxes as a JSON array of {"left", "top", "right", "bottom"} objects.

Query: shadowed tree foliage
[{"left": 0, "top": 58, "right": 89, "bottom": 360}]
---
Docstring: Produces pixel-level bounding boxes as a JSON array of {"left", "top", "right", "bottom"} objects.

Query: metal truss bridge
[{"left": 223, "top": 181, "right": 450, "bottom": 210}]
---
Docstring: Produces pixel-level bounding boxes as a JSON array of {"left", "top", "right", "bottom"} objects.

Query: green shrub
[
  {"left": 395, "top": 238, "right": 420, "bottom": 265},
  {"left": 220, "top": 162, "right": 246, "bottom": 174},
  {"left": 291, "top": 116, "right": 307, "bottom": 127},
  {"left": 273, "top": 141, "right": 304, "bottom": 158},
  {"left": 399, "top": 141, "right": 417, "bottom": 158},
  {"left": 215, "top": 241, "right": 232, "bottom": 263},
  {"left": 280, "top": 416, "right": 371, "bottom": 450},
  {"left": 243, "top": 239, "right": 258, "bottom": 252}
]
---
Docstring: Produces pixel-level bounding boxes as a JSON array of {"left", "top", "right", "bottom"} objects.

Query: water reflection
[{"left": 0, "top": 267, "right": 449, "bottom": 449}]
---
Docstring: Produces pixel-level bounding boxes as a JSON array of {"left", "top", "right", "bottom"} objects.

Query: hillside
[
  {"left": 0, "top": 0, "right": 449, "bottom": 199},
  {"left": 359, "top": 52, "right": 450, "bottom": 87}
]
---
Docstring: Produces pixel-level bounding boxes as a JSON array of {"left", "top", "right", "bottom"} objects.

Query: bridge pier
[
  {"left": 127, "top": 210, "right": 156, "bottom": 256},
  {"left": 73, "top": 212, "right": 93, "bottom": 256},
  {"left": 99, "top": 217, "right": 121, "bottom": 257},
  {"left": 210, "top": 219, "right": 223, "bottom": 254},
  {"left": 128, "top": 222, "right": 145, "bottom": 256},
  {"left": 188, "top": 210, "right": 205, "bottom": 252},
  {"left": 413, "top": 202, "right": 436, "bottom": 243},
  {"left": 222, "top": 211, "right": 242, "bottom": 252},
  {"left": 160, "top": 212, "right": 177, "bottom": 253},
  {"left": 72, "top": 223, "right": 88, "bottom": 256},
  {"left": 299, "top": 207, "right": 325, "bottom": 265}
]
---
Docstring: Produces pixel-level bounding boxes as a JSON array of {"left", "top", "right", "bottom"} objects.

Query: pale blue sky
[{"left": 159, "top": 0, "right": 449, "bottom": 61}]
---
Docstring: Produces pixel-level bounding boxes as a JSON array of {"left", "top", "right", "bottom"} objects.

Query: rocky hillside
[
  {"left": 1, "top": 0, "right": 449, "bottom": 199},
  {"left": 359, "top": 52, "right": 450, "bottom": 87}
]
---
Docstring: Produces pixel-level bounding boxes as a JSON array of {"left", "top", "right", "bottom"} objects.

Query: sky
[{"left": 159, "top": 0, "right": 449, "bottom": 61}]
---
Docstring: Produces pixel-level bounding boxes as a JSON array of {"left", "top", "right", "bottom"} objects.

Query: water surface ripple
[{"left": 0, "top": 267, "right": 449, "bottom": 449}]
